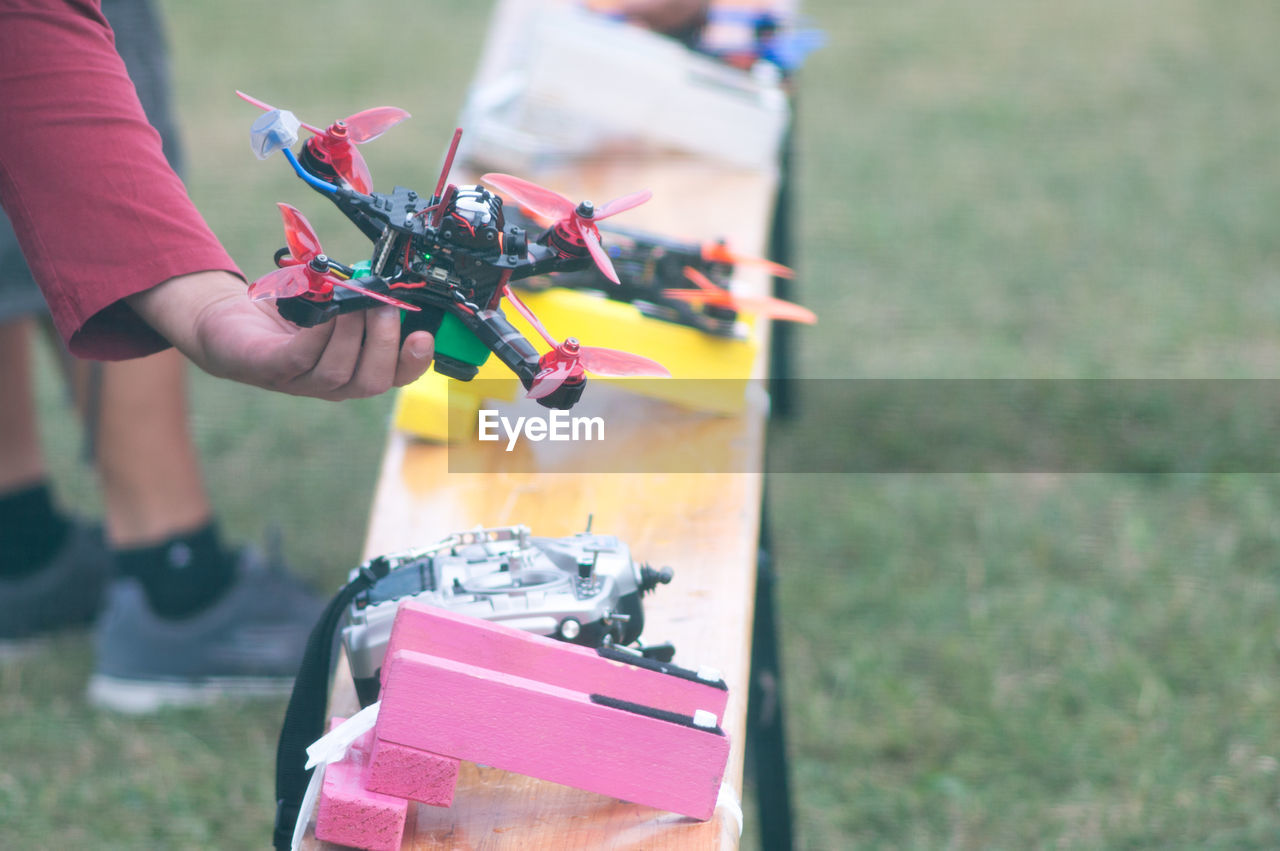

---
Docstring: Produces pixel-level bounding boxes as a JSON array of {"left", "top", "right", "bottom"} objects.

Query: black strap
[
  {"left": 273, "top": 558, "right": 389, "bottom": 850},
  {"left": 595, "top": 644, "right": 728, "bottom": 690}
]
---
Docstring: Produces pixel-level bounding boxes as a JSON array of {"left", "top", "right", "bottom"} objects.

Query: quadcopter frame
[{"left": 241, "top": 99, "right": 666, "bottom": 410}]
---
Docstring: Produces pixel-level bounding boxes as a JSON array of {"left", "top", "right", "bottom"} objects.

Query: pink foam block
[
  {"left": 382, "top": 601, "right": 729, "bottom": 721},
  {"left": 314, "top": 737, "right": 409, "bottom": 851},
  {"left": 377, "top": 648, "right": 730, "bottom": 820},
  {"left": 367, "top": 737, "right": 460, "bottom": 806}
]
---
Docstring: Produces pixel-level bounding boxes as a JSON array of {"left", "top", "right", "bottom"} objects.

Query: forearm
[{"left": 0, "top": 1, "right": 240, "bottom": 360}]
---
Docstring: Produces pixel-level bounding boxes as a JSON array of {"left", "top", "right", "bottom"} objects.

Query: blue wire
[{"left": 283, "top": 147, "right": 338, "bottom": 195}]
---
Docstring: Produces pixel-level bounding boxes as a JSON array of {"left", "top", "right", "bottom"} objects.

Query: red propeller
[
  {"left": 236, "top": 91, "right": 409, "bottom": 194},
  {"left": 248, "top": 204, "right": 419, "bottom": 312},
  {"left": 481, "top": 173, "right": 650, "bottom": 285},
  {"left": 663, "top": 266, "right": 816, "bottom": 324},
  {"left": 701, "top": 240, "right": 795, "bottom": 280},
  {"left": 502, "top": 285, "right": 669, "bottom": 399}
]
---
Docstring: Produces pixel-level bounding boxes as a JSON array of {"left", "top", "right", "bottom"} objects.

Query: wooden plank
[
  {"left": 376, "top": 647, "right": 730, "bottom": 821},
  {"left": 382, "top": 601, "right": 731, "bottom": 721},
  {"left": 314, "top": 727, "right": 410, "bottom": 851},
  {"left": 306, "top": 1, "right": 787, "bottom": 846}
]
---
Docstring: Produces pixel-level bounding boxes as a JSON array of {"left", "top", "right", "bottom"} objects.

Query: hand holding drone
[{"left": 238, "top": 92, "right": 669, "bottom": 410}]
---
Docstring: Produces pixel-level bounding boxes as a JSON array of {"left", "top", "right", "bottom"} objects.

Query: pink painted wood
[
  {"left": 313, "top": 727, "right": 409, "bottom": 851},
  {"left": 376, "top": 648, "right": 731, "bottom": 821},
  {"left": 366, "top": 737, "right": 460, "bottom": 806},
  {"left": 381, "top": 600, "right": 730, "bottom": 721}
]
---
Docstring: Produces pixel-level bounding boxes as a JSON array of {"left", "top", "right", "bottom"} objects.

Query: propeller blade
[
  {"left": 667, "top": 267, "right": 816, "bottom": 323},
  {"left": 342, "top": 106, "right": 410, "bottom": 144},
  {"left": 662, "top": 288, "right": 733, "bottom": 304},
  {"left": 579, "top": 224, "right": 620, "bottom": 284},
  {"left": 278, "top": 203, "right": 322, "bottom": 263},
  {"left": 330, "top": 278, "right": 420, "bottom": 311},
  {"left": 248, "top": 265, "right": 310, "bottom": 302},
  {"left": 681, "top": 265, "right": 725, "bottom": 293},
  {"left": 724, "top": 294, "right": 817, "bottom": 324},
  {"left": 526, "top": 361, "right": 579, "bottom": 400},
  {"left": 702, "top": 242, "right": 795, "bottom": 279},
  {"left": 481, "top": 173, "right": 576, "bottom": 222},
  {"left": 594, "top": 189, "right": 652, "bottom": 221},
  {"left": 727, "top": 252, "right": 793, "bottom": 278},
  {"left": 331, "top": 144, "right": 373, "bottom": 194},
  {"left": 738, "top": 256, "right": 796, "bottom": 279},
  {"left": 578, "top": 346, "right": 671, "bottom": 378},
  {"left": 502, "top": 285, "right": 560, "bottom": 348}
]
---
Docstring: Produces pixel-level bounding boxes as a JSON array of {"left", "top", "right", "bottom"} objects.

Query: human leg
[
  {"left": 1, "top": 0, "right": 323, "bottom": 701},
  {"left": 0, "top": 318, "right": 47, "bottom": 493},
  {"left": 0, "top": 318, "right": 110, "bottom": 641},
  {"left": 75, "top": 332, "right": 324, "bottom": 711},
  {"left": 80, "top": 349, "right": 211, "bottom": 546},
  {"left": 70, "top": 349, "right": 244, "bottom": 619}
]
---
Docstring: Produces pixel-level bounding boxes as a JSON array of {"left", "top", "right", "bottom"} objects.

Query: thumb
[{"left": 394, "top": 330, "right": 435, "bottom": 387}]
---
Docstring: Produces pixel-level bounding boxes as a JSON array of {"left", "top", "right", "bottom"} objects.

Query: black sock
[
  {"left": 114, "top": 522, "right": 237, "bottom": 618},
  {"left": 0, "top": 483, "right": 72, "bottom": 579}
]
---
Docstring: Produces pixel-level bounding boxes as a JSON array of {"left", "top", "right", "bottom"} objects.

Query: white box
[{"left": 458, "top": 0, "right": 790, "bottom": 171}]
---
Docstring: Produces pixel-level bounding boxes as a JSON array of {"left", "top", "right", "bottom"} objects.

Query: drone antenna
[
  {"left": 433, "top": 127, "right": 463, "bottom": 202},
  {"left": 585, "top": 513, "right": 594, "bottom": 533}
]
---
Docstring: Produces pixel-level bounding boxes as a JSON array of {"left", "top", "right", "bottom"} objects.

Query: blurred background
[{"left": 5, "top": 0, "right": 1280, "bottom": 847}]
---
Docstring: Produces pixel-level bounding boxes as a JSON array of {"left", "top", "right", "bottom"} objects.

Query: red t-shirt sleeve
[{"left": 0, "top": 0, "right": 242, "bottom": 360}]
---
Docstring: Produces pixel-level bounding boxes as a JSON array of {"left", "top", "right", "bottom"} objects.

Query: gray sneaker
[
  {"left": 0, "top": 523, "right": 111, "bottom": 652},
  {"left": 87, "top": 546, "right": 325, "bottom": 713}
]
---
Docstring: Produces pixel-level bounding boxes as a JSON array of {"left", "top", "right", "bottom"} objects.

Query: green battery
[{"left": 351, "top": 260, "right": 492, "bottom": 367}]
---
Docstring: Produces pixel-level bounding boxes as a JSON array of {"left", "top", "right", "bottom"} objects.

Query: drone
[
  {"left": 237, "top": 92, "right": 670, "bottom": 409},
  {"left": 506, "top": 212, "right": 816, "bottom": 337}
]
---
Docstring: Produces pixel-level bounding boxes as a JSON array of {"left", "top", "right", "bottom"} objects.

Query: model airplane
[{"left": 237, "top": 92, "right": 669, "bottom": 409}]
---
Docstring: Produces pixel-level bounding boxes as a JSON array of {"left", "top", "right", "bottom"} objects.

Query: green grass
[
  {"left": 772, "top": 0, "right": 1280, "bottom": 845},
  {"left": 5, "top": 0, "right": 1280, "bottom": 848}
]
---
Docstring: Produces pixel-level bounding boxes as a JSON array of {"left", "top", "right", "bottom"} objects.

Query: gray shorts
[{"left": 0, "top": 0, "right": 185, "bottom": 323}]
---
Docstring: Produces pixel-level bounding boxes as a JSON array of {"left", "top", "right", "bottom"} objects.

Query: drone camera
[{"left": 445, "top": 186, "right": 506, "bottom": 249}]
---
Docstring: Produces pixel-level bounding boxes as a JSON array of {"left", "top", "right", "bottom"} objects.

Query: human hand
[{"left": 127, "top": 270, "right": 434, "bottom": 400}]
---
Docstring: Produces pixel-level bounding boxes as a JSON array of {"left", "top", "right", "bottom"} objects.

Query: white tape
[
  {"left": 716, "top": 780, "right": 744, "bottom": 838},
  {"left": 305, "top": 701, "right": 381, "bottom": 769},
  {"left": 293, "top": 701, "right": 382, "bottom": 850},
  {"left": 291, "top": 762, "right": 326, "bottom": 851}
]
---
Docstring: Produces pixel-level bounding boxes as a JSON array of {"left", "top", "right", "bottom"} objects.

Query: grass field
[{"left": 4, "top": 0, "right": 1280, "bottom": 848}]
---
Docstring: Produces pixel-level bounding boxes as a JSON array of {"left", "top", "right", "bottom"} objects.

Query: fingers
[
  {"left": 395, "top": 330, "right": 435, "bottom": 387},
  {"left": 302, "top": 311, "right": 368, "bottom": 397},
  {"left": 162, "top": 272, "right": 432, "bottom": 400},
  {"left": 339, "top": 305, "right": 402, "bottom": 396},
  {"left": 287, "top": 307, "right": 433, "bottom": 400}
]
